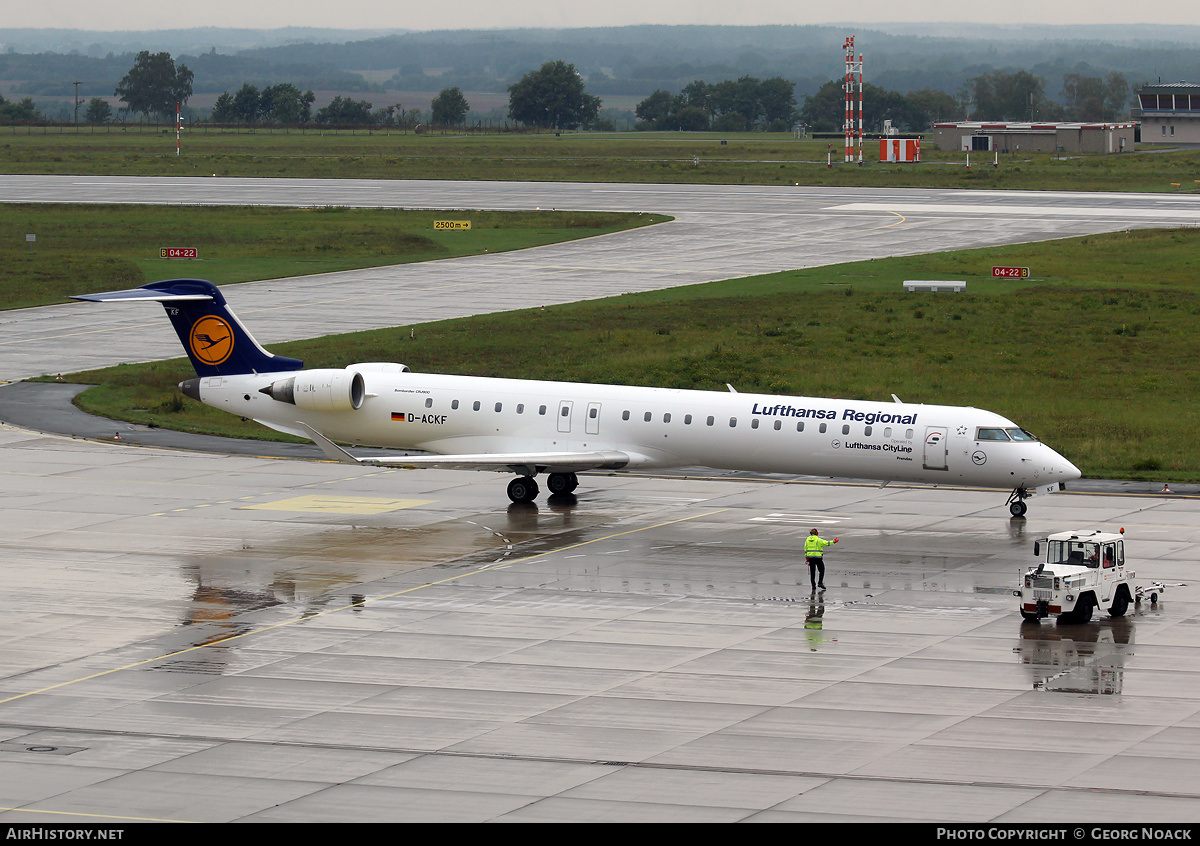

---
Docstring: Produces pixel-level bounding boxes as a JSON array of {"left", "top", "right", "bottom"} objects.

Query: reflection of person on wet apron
[
  {"left": 803, "top": 529, "right": 838, "bottom": 591},
  {"left": 804, "top": 598, "right": 825, "bottom": 652}
]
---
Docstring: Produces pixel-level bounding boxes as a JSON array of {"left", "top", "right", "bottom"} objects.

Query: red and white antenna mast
[{"left": 843, "top": 36, "right": 863, "bottom": 164}]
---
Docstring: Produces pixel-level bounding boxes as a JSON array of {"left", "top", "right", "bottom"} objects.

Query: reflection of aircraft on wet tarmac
[{"left": 76, "top": 279, "right": 1080, "bottom": 510}]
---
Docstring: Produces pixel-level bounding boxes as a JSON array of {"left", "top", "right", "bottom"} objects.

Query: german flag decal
[{"left": 391, "top": 412, "right": 409, "bottom": 422}]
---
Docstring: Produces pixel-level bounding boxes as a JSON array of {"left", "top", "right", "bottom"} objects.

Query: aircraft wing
[{"left": 298, "top": 424, "right": 631, "bottom": 475}]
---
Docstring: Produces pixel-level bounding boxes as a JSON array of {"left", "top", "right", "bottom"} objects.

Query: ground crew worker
[{"left": 804, "top": 528, "right": 838, "bottom": 591}]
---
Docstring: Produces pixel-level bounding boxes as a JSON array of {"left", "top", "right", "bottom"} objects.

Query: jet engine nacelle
[{"left": 262, "top": 369, "right": 365, "bottom": 412}]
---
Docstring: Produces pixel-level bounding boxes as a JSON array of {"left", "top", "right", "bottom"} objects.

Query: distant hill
[
  {"left": 0, "top": 27, "right": 409, "bottom": 56},
  {"left": 3, "top": 23, "right": 1199, "bottom": 118}
]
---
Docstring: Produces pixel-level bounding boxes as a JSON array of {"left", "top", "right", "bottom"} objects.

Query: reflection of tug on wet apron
[{"left": 1015, "top": 529, "right": 1163, "bottom": 624}]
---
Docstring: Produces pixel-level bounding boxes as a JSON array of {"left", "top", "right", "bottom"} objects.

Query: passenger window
[
  {"left": 841, "top": 425, "right": 850, "bottom": 435},
  {"left": 664, "top": 413, "right": 671, "bottom": 423},
  {"left": 644, "top": 412, "right": 652, "bottom": 422},
  {"left": 451, "top": 400, "right": 459, "bottom": 410},
  {"left": 751, "top": 419, "right": 759, "bottom": 429},
  {"left": 561, "top": 406, "right": 570, "bottom": 417},
  {"left": 517, "top": 404, "right": 524, "bottom": 414},
  {"left": 906, "top": 429, "right": 914, "bottom": 439},
  {"left": 884, "top": 427, "right": 892, "bottom": 438},
  {"left": 797, "top": 422, "right": 805, "bottom": 432},
  {"left": 473, "top": 401, "right": 481, "bottom": 411},
  {"left": 684, "top": 414, "right": 693, "bottom": 424},
  {"left": 425, "top": 397, "right": 433, "bottom": 408},
  {"left": 539, "top": 405, "right": 547, "bottom": 415},
  {"left": 622, "top": 410, "right": 630, "bottom": 421},
  {"left": 495, "top": 402, "right": 502, "bottom": 412},
  {"left": 729, "top": 418, "right": 737, "bottom": 427},
  {"left": 589, "top": 407, "right": 598, "bottom": 419},
  {"left": 774, "top": 420, "right": 781, "bottom": 431},
  {"left": 819, "top": 423, "right": 827, "bottom": 434},
  {"left": 864, "top": 426, "right": 872, "bottom": 436},
  {"left": 706, "top": 416, "right": 715, "bottom": 426}
]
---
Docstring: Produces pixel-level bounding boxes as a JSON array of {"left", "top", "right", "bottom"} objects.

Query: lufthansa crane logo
[{"left": 189, "top": 316, "right": 233, "bottom": 366}]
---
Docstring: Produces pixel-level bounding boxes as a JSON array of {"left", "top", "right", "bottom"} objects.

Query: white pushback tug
[{"left": 1016, "top": 528, "right": 1164, "bottom": 624}]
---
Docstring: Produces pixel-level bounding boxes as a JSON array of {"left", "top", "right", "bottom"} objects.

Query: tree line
[
  {"left": 635, "top": 77, "right": 798, "bottom": 131},
  {"left": 634, "top": 68, "right": 1137, "bottom": 135},
  {"left": 98, "top": 54, "right": 604, "bottom": 130},
  {"left": 0, "top": 49, "right": 1138, "bottom": 131}
]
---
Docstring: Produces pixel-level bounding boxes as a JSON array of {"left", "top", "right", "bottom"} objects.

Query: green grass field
[
  {"left": 59, "top": 226, "right": 1200, "bottom": 483},
  {"left": 0, "top": 204, "right": 668, "bottom": 310},
  {"left": 3, "top": 127, "right": 1199, "bottom": 192}
]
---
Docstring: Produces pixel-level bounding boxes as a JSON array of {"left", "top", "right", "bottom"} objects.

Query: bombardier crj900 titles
[{"left": 75, "top": 280, "right": 1080, "bottom": 515}]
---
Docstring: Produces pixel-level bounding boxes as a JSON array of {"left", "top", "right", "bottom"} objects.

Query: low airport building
[
  {"left": 1134, "top": 82, "right": 1200, "bottom": 144},
  {"left": 930, "top": 121, "right": 1137, "bottom": 154}
]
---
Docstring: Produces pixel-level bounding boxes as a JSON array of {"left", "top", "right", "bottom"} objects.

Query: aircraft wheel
[
  {"left": 507, "top": 476, "right": 539, "bottom": 503},
  {"left": 1009, "top": 500, "right": 1028, "bottom": 518},
  {"left": 547, "top": 472, "right": 578, "bottom": 495}
]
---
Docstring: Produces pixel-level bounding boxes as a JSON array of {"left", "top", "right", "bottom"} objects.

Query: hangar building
[{"left": 930, "top": 122, "right": 1136, "bottom": 154}]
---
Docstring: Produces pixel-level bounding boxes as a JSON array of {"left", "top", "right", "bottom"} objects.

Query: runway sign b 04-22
[{"left": 992, "top": 266, "right": 1030, "bottom": 278}]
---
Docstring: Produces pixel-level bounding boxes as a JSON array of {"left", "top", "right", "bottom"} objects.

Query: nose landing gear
[{"left": 1007, "top": 486, "right": 1030, "bottom": 518}]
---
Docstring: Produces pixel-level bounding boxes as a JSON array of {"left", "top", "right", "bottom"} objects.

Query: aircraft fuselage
[{"left": 189, "top": 367, "right": 1077, "bottom": 492}]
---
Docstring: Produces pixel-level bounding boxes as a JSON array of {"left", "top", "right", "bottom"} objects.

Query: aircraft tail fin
[{"left": 72, "top": 279, "right": 304, "bottom": 377}]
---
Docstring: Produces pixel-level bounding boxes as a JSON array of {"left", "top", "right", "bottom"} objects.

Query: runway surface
[{"left": 1, "top": 178, "right": 1199, "bottom": 822}]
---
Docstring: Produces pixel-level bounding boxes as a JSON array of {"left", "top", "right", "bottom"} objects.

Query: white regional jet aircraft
[{"left": 76, "top": 280, "right": 1080, "bottom": 514}]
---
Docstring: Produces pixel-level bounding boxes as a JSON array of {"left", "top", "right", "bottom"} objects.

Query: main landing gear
[
  {"left": 1007, "top": 486, "right": 1030, "bottom": 518},
  {"left": 507, "top": 472, "right": 579, "bottom": 503}
]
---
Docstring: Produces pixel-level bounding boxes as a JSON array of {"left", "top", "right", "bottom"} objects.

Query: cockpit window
[
  {"left": 1005, "top": 427, "right": 1038, "bottom": 441},
  {"left": 976, "top": 428, "right": 1011, "bottom": 441}
]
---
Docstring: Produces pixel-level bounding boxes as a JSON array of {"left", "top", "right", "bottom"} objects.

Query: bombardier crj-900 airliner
[{"left": 75, "top": 280, "right": 1080, "bottom": 515}]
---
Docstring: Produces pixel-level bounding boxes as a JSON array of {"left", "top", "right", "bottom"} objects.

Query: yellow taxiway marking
[
  {"left": 240, "top": 495, "right": 435, "bottom": 514},
  {"left": 0, "top": 805, "right": 196, "bottom": 824},
  {"left": 0, "top": 508, "right": 726, "bottom": 706},
  {"left": 873, "top": 210, "right": 907, "bottom": 229}
]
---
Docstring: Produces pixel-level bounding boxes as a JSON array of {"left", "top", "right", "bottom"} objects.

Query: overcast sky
[{"left": 12, "top": 0, "right": 1200, "bottom": 32}]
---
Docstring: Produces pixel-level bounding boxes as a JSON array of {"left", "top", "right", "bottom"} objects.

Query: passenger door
[{"left": 923, "top": 427, "right": 948, "bottom": 471}]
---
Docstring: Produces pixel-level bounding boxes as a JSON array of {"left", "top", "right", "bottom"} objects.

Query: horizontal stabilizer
[
  {"left": 71, "top": 288, "right": 212, "bottom": 303},
  {"left": 298, "top": 424, "right": 631, "bottom": 474}
]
